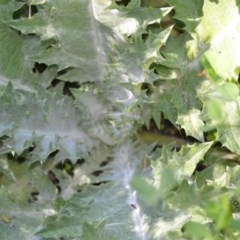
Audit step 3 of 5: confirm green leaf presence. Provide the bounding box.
[207,99,223,121]
[29,169,57,201]
[109,0,172,35]
[200,54,221,82]
[168,180,201,210]
[206,194,232,231]
[177,109,204,141]
[183,221,211,239]
[0,186,53,240]
[158,167,177,195]
[0,1,26,79]
[173,142,212,182]
[81,220,105,240]
[2,0,240,239]
[0,155,16,184]
[131,176,159,204]
[218,82,239,101]
[217,118,240,155]
[197,0,240,80]
[115,27,173,84]
[161,33,191,69]
[152,142,213,184]
[36,215,84,239]
[0,82,102,161]
[146,33,205,130]
[7,0,115,82]
[37,183,147,240]
[199,81,240,155]
[166,0,204,34]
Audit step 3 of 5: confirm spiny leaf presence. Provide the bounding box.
[108,0,172,35]
[177,109,204,142]
[198,80,240,155]
[0,186,54,240]
[0,82,102,161]
[152,142,213,184]
[7,0,115,82]
[166,0,204,34]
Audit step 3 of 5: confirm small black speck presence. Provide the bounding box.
[99,160,109,167]
[130,204,137,209]
[92,170,103,177]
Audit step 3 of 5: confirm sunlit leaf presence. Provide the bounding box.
[197,0,240,80]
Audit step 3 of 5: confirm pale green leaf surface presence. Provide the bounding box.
[37,181,191,240]
[0,38,26,82]
[37,183,146,240]
[0,0,115,159]
[0,186,53,240]
[198,81,240,155]
[0,82,102,160]
[140,33,203,128]
[183,221,211,239]
[0,18,58,91]
[131,176,159,204]
[216,100,240,155]
[177,109,204,141]
[197,0,240,79]
[81,220,106,240]
[35,142,190,240]
[218,82,239,101]
[172,142,212,183]
[195,156,236,191]
[0,0,54,84]
[155,33,204,131]
[200,54,221,82]
[108,0,172,35]
[0,23,25,79]
[151,93,177,124]
[7,0,115,82]
[115,27,172,84]
[1,0,239,239]
[152,142,213,184]
[158,167,177,195]
[1,0,175,164]
[207,99,223,121]
[168,180,200,210]
[0,162,77,240]
[151,210,189,240]
[0,0,141,162]
[160,74,202,128]
[29,169,57,201]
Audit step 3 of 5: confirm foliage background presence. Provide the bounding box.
[0,0,240,239]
